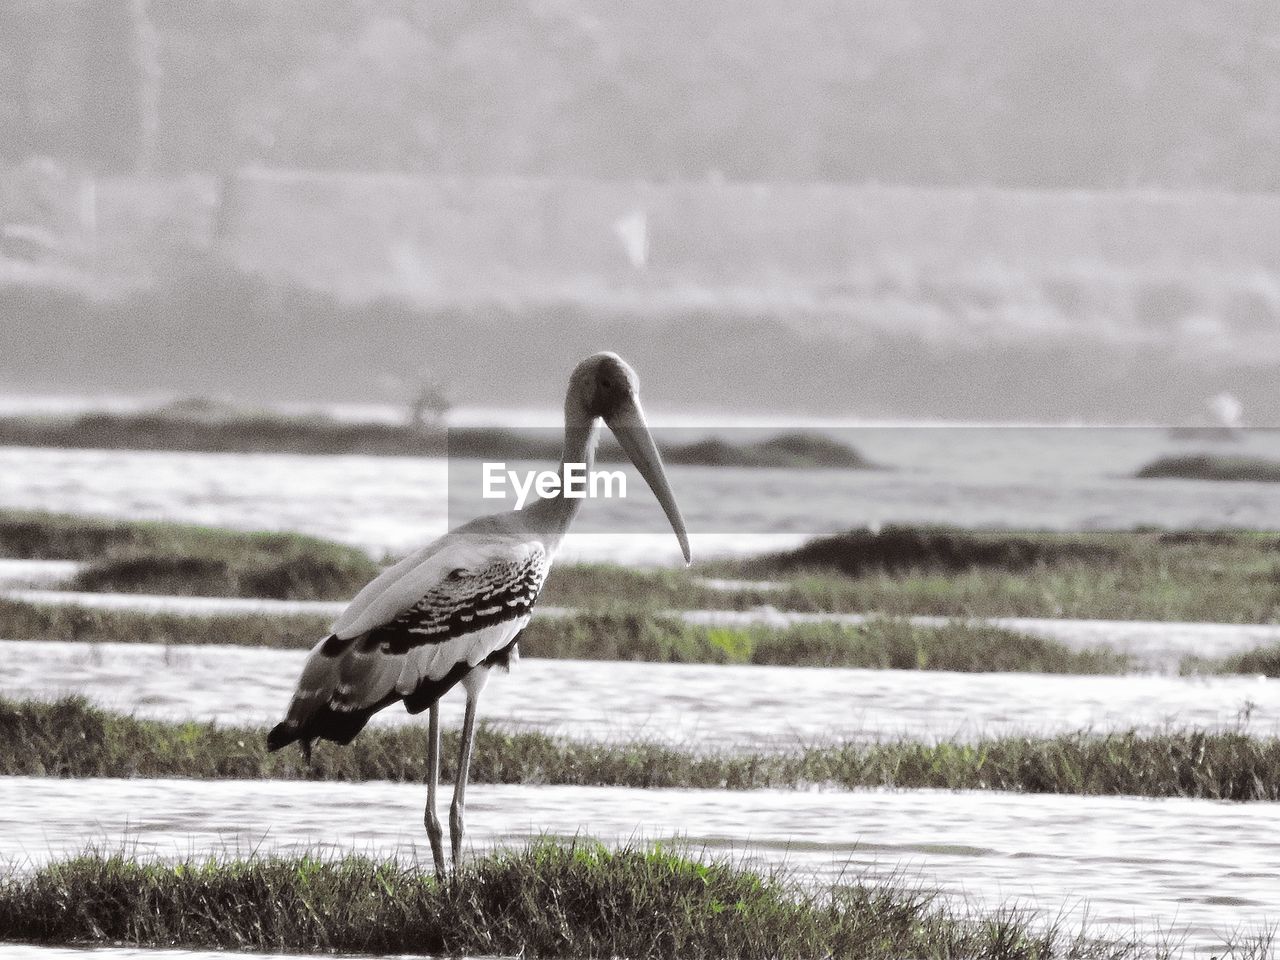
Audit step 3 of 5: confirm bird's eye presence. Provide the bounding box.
[599,377,614,390]
[447,568,467,580]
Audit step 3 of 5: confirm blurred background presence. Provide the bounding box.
[2,0,1279,424]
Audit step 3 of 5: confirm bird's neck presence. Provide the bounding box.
[522,414,599,545]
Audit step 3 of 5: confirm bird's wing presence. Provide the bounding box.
[272,535,550,745]
[331,534,460,640]
[378,538,549,699]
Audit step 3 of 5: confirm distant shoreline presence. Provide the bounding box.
[0,411,877,469]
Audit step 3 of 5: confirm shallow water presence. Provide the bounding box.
[4,430,1280,956]
[2,776,1277,952]
[4,639,1275,748]
[3,430,1280,565]
[0,560,79,589]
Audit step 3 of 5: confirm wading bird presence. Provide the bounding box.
[267,352,690,878]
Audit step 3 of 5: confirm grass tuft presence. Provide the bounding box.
[6,697,1280,800]
[0,843,1156,958]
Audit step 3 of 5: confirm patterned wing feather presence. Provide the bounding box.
[267,536,550,752]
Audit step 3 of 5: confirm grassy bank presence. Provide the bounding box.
[710,526,1280,623]
[0,510,380,599]
[7,697,1280,800]
[1135,454,1280,483]
[15,595,1280,677]
[0,844,1155,959]
[0,598,333,648]
[729,525,1280,579]
[0,510,719,604]
[0,509,370,562]
[5,512,1279,621]
[518,610,1131,673]
[1183,643,1280,677]
[0,600,1129,673]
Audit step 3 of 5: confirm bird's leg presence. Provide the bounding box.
[449,691,480,875]
[424,702,446,881]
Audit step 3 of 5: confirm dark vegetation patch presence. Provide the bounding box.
[705,526,1280,623]
[1135,454,1280,483]
[0,511,380,599]
[737,526,1122,578]
[1183,643,1280,677]
[0,843,1159,959]
[6,697,1280,800]
[69,548,375,600]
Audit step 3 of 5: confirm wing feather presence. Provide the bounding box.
[331,536,461,639]
[333,637,406,711]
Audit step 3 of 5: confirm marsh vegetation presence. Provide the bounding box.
[0,842,1181,959]
[710,526,1280,623]
[7,697,1280,800]
[4,512,1279,621]
[0,599,1130,673]
[0,510,379,599]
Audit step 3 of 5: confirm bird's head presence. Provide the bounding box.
[565,351,690,565]
[566,351,639,422]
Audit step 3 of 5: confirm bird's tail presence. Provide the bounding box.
[266,720,297,752]
[266,720,313,762]
[267,699,386,757]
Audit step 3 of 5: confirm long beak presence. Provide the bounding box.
[606,396,692,564]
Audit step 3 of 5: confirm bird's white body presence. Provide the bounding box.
[271,525,552,749]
